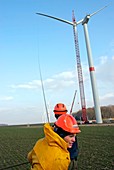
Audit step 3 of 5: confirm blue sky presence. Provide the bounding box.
[0,0,114,125]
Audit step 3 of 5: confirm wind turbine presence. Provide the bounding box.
[79,6,108,123]
[76,5,108,123]
[36,5,108,123]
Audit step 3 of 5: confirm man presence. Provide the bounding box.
[53,103,79,170]
[28,114,81,170]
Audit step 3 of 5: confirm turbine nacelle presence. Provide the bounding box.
[82,15,90,25]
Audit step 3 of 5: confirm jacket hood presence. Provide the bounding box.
[32,123,70,170]
[44,123,68,151]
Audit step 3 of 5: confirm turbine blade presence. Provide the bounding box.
[36,12,74,26]
[76,19,83,25]
[90,5,108,17]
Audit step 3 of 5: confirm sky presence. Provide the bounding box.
[0,0,114,125]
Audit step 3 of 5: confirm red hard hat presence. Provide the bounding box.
[53,103,68,115]
[55,114,81,134]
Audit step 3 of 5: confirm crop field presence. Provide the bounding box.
[0,124,114,170]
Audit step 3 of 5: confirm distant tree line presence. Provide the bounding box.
[73,105,114,120]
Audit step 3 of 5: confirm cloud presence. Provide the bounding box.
[99,56,108,65]
[53,71,75,79]
[0,56,113,125]
[45,71,76,91]
[0,105,55,125]
[110,40,114,52]
[100,92,114,106]
[0,96,13,101]
[10,71,76,91]
[8,56,114,109]
[11,80,41,89]
[96,56,114,83]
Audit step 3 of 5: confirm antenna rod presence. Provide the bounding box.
[38,58,50,123]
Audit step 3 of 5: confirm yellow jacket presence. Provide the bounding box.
[28,123,70,170]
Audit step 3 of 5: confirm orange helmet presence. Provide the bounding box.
[53,103,68,115]
[55,114,81,134]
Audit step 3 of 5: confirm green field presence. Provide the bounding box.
[0,124,114,170]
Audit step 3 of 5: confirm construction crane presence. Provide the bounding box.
[72,11,88,123]
[70,90,77,115]
[36,11,88,123]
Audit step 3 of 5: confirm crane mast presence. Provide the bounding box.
[72,11,88,122]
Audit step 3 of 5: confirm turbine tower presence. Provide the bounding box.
[76,5,108,123]
[36,5,108,123]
